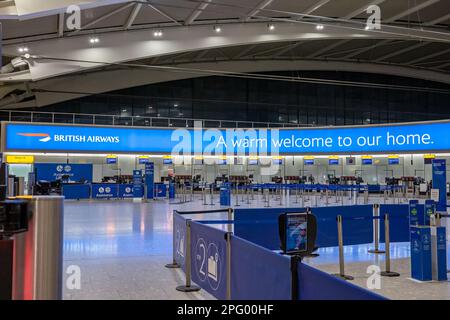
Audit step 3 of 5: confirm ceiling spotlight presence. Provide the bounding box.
[268,23,275,31]
[153,29,163,37]
[213,25,222,33]
[316,24,324,30]
[173,103,179,107]
[365,25,370,30]
[23,53,31,59]
[18,47,29,53]
[89,37,99,44]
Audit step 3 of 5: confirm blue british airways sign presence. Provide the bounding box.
[3,121,450,154]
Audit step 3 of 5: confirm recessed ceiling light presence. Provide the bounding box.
[268,23,275,31]
[89,37,99,44]
[316,24,324,30]
[153,29,163,37]
[213,25,222,33]
[18,47,29,53]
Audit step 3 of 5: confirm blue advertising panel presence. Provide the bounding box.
[409,200,423,226]
[132,170,143,198]
[388,158,399,165]
[434,227,447,281]
[424,200,435,226]
[410,226,432,281]
[173,213,187,270]
[304,159,314,165]
[362,158,373,165]
[138,157,150,164]
[432,159,447,211]
[145,162,154,199]
[34,163,93,182]
[190,221,227,300]
[6,120,450,154]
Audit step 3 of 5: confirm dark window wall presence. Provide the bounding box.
[32,71,450,126]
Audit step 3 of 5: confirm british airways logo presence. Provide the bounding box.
[17,133,120,144]
[18,133,51,142]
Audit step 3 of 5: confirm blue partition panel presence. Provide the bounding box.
[62,184,91,199]
[234,207,305,250]
[297,263,386,300]
[234,206,373,250]
[230,235,291,300]
[312,205,373,247]
[379,204,410,243]
[173,213,187,271]
[190,221,228,300]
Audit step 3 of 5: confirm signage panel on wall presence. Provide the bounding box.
[6,155,34,164]
[34,163,93,182]
[5,121,450,155]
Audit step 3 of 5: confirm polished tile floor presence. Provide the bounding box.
[62,193,450,300]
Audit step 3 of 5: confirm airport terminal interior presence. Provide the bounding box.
[0,0,450,302]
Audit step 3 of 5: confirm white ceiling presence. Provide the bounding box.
[0,0,449,108]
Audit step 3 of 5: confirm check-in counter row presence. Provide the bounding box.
[62,183,143,199]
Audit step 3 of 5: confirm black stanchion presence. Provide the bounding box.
[380,214,400,277]
[290,255,301,300]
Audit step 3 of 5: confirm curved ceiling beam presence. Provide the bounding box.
[3,21,449,82]
[30,59,450,108]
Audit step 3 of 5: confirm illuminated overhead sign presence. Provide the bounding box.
[3,121,450,155]
[5,155,34,164]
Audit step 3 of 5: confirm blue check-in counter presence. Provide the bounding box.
[62,183,91,200]
[92,183,119,199]
[61,183,144,200]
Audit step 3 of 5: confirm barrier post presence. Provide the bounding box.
[264,188,271,208]
[225,232,232,300]
[176,220,201,292]
[209,184,214,206]
[380,213,400,277]
[165,212,180,269]
[203,185,207,205]
[368,204,385,254]
[279,185,283,206]
[333,215,354,280]
[234,185,240,207]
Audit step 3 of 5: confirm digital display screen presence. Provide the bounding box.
[248,159,258,165]
[329,159,339,165]
[388,158,399,165]
[285,213,308,254]
[106,158,117,164]
[138,158,150,164]
[273,159,283,165]
[304,159,314,166]
[163,159,173,165]
[362,159,373,165]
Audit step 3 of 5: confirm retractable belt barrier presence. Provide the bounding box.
[168,207,386,300]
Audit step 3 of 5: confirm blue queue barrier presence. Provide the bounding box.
[230,235,291,300]
[62,183,91,199]
[190,221,228,300]
[234,207,305,250]
[184,218,387,300]
[234,205,374,250]
[379,204,410,243]
[297,263,386,300]
[173,213,187,271]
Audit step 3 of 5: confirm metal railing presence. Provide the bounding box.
[0,110,310,129]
